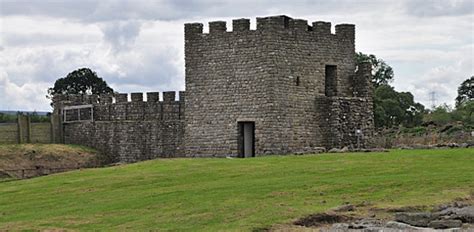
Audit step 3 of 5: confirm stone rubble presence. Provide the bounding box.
[300,204,474,231]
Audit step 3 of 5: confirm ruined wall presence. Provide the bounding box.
[314,62,374,149]
[184,15,373,157]
[315,96,374,149]
[55,91,185,163]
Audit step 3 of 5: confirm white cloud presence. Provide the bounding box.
[99,20,143,53]
[394,55,473,108]
[0,71,51,111]
[0,0,473,111]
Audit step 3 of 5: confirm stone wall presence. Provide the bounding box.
[55,92,185,163]
[316,96,374,149]
[63,121,184,163]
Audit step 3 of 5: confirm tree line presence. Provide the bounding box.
[0,112,51,123]
[356,52,473,129]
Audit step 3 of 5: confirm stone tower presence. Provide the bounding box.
[184,15,374,157]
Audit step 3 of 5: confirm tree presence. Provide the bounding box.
[373,84,425,128]
[355,52,424,128]
[47,68,114,100]
[355,52,394,88]
[455,76,473,107]
[426,104,454,125]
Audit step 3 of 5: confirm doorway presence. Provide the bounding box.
[238,122,255,158]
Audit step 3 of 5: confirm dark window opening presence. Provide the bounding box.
[325,65,337,97]
[238,122,255,158]
[296,76,300,86]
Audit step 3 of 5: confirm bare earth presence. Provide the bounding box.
[0,144,100,179]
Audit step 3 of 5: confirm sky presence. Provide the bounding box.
[0,0,473,112]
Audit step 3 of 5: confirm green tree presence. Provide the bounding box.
[373,85,425,128]
[0,113,16,123]
[426,104,453,125]
[456,100,474,125]
[356,52,424,128]
[455,76,473,107]
[355,52,394,88]
[28,111,50,123]
[47,68,114,101]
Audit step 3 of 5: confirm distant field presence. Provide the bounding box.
[0,148,473,231]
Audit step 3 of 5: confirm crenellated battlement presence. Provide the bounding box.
[54,91,185,105]
[54,91,185,122]
[184,15,354,40]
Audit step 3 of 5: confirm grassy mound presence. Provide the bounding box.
[0,144,100,179]
[0,148,473,230]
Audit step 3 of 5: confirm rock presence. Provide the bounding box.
[467,140,474,147]
[411,144,436,149]
[328,148,342,153]
[333,204,355,212]
[349,218,384,229]
[340,146,349,152]
[394,212,433,227]
[447,143,459,148]
[331,223,349,230]
[437,206,461,217]
[385,221,423,230]
[456,206,474,223]
[314,147,326,153]
[460,143,469,148]
[427,219,462,229]
[397,145,413,150]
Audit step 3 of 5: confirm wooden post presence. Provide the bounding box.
[17,115,22,144]
[27,115,31,143]
[17,115,31,144]
[50,112,63,144]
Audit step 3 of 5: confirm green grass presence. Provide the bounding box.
[0,149,473,231]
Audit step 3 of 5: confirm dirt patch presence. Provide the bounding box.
[385,205,428,213]
[294,213,354,227]
[0,144,102,179]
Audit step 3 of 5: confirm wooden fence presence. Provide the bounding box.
[0,115,55,144]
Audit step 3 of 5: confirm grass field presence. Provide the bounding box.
[0,148,473,231]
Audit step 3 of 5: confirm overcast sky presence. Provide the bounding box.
[0,0,473,111]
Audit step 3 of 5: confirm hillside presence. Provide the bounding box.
[0,149,473,230]
[0,144,101,179]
